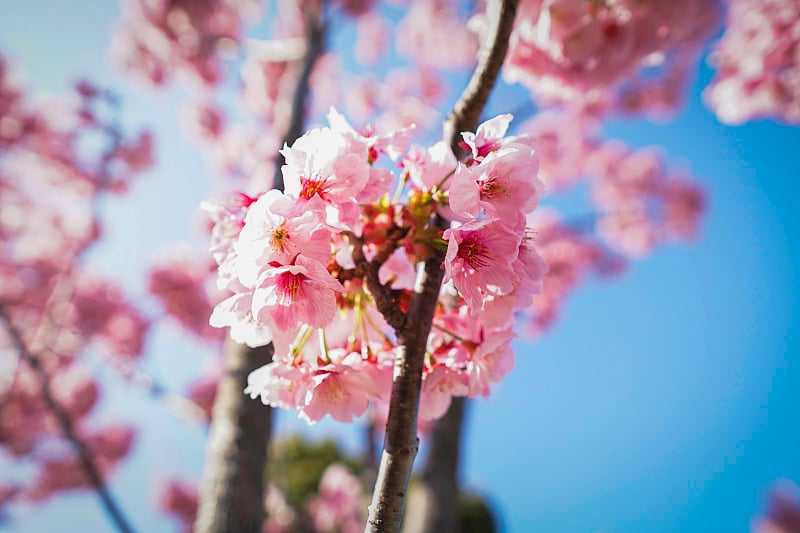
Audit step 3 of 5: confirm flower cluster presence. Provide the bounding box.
[0,56,149,508]
[490,0,719,113]
[705,0,800,124]
[148,246,226,342]
[306,464,364,533]
[523,110,706,257]
[112,0,262,86]
[208,110,546,423]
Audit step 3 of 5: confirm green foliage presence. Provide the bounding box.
[267,435,363,511]
[458,491,498,533]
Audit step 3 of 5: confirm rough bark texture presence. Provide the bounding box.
[365,0,519,530]
[194,6,325,532]
[365,254,447,532]
[195,341,274,533]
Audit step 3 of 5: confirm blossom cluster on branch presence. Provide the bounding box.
[705,0,800,124]
[0,55,152,512]
[207,109,546,423]
[113,0,262,86]
[493,0,720,114]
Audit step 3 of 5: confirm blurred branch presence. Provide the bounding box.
[365,0,520,531]
[0,308,137,533]
[412,397,467,533]
[112,361,210,425]
[194,4,326,532]
[272,6,327,193]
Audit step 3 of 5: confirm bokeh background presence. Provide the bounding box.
[1,1,798,531]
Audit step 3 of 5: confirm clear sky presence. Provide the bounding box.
[1,1,799,532]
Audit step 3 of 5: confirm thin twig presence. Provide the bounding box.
[343,231,408,333]
[0,309,137,533]
[113,361,210,425]
[364,0,520,531]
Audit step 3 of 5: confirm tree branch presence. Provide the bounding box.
[344,231,408,333]
[195,4,326,532]
[364,0,519,530]
[443,0,520,150]
[0,309,137,533]
[271,5,327,193]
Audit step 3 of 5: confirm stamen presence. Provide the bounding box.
[300,173,329,200]
[457,238,490,269]
[480,174,510,199]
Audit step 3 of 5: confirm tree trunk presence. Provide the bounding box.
[195,341,273,533]
[194,5,325,530]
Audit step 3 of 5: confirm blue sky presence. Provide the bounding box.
[1,1,799,532]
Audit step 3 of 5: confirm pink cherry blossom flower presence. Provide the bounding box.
[245,361,311,410]
[706,0,800,124]
[419,364,469,421]
[281,126,370,211]
[263,484,297,533]
[327,107,413,162]
[235,189,331,286]
[157,478,198,533]
[203,192,258,270]
[460,113,519,162]
[466,327,516,397]
[443,219,521,310]
[378,247,417,290]
[148,246,224,342]
[355,13,391,65]
[301,351,381,423]
[479,234,548,328]
[210,289,274,348]
[252,255,344,332]
[448,143,542,224]
[307,464,363,533]
[404,140,458,192]
[495,0,719,112]
[752,480,800,533]
[396,0,478,70]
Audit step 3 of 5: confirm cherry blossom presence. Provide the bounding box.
[207,110,548,424]
[706,0,800,124]
[494,0,720,113]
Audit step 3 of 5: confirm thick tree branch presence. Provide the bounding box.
[442,0,520,151]
[0,310,137,533]
[364,1,519,531]
[195,5,326,533]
